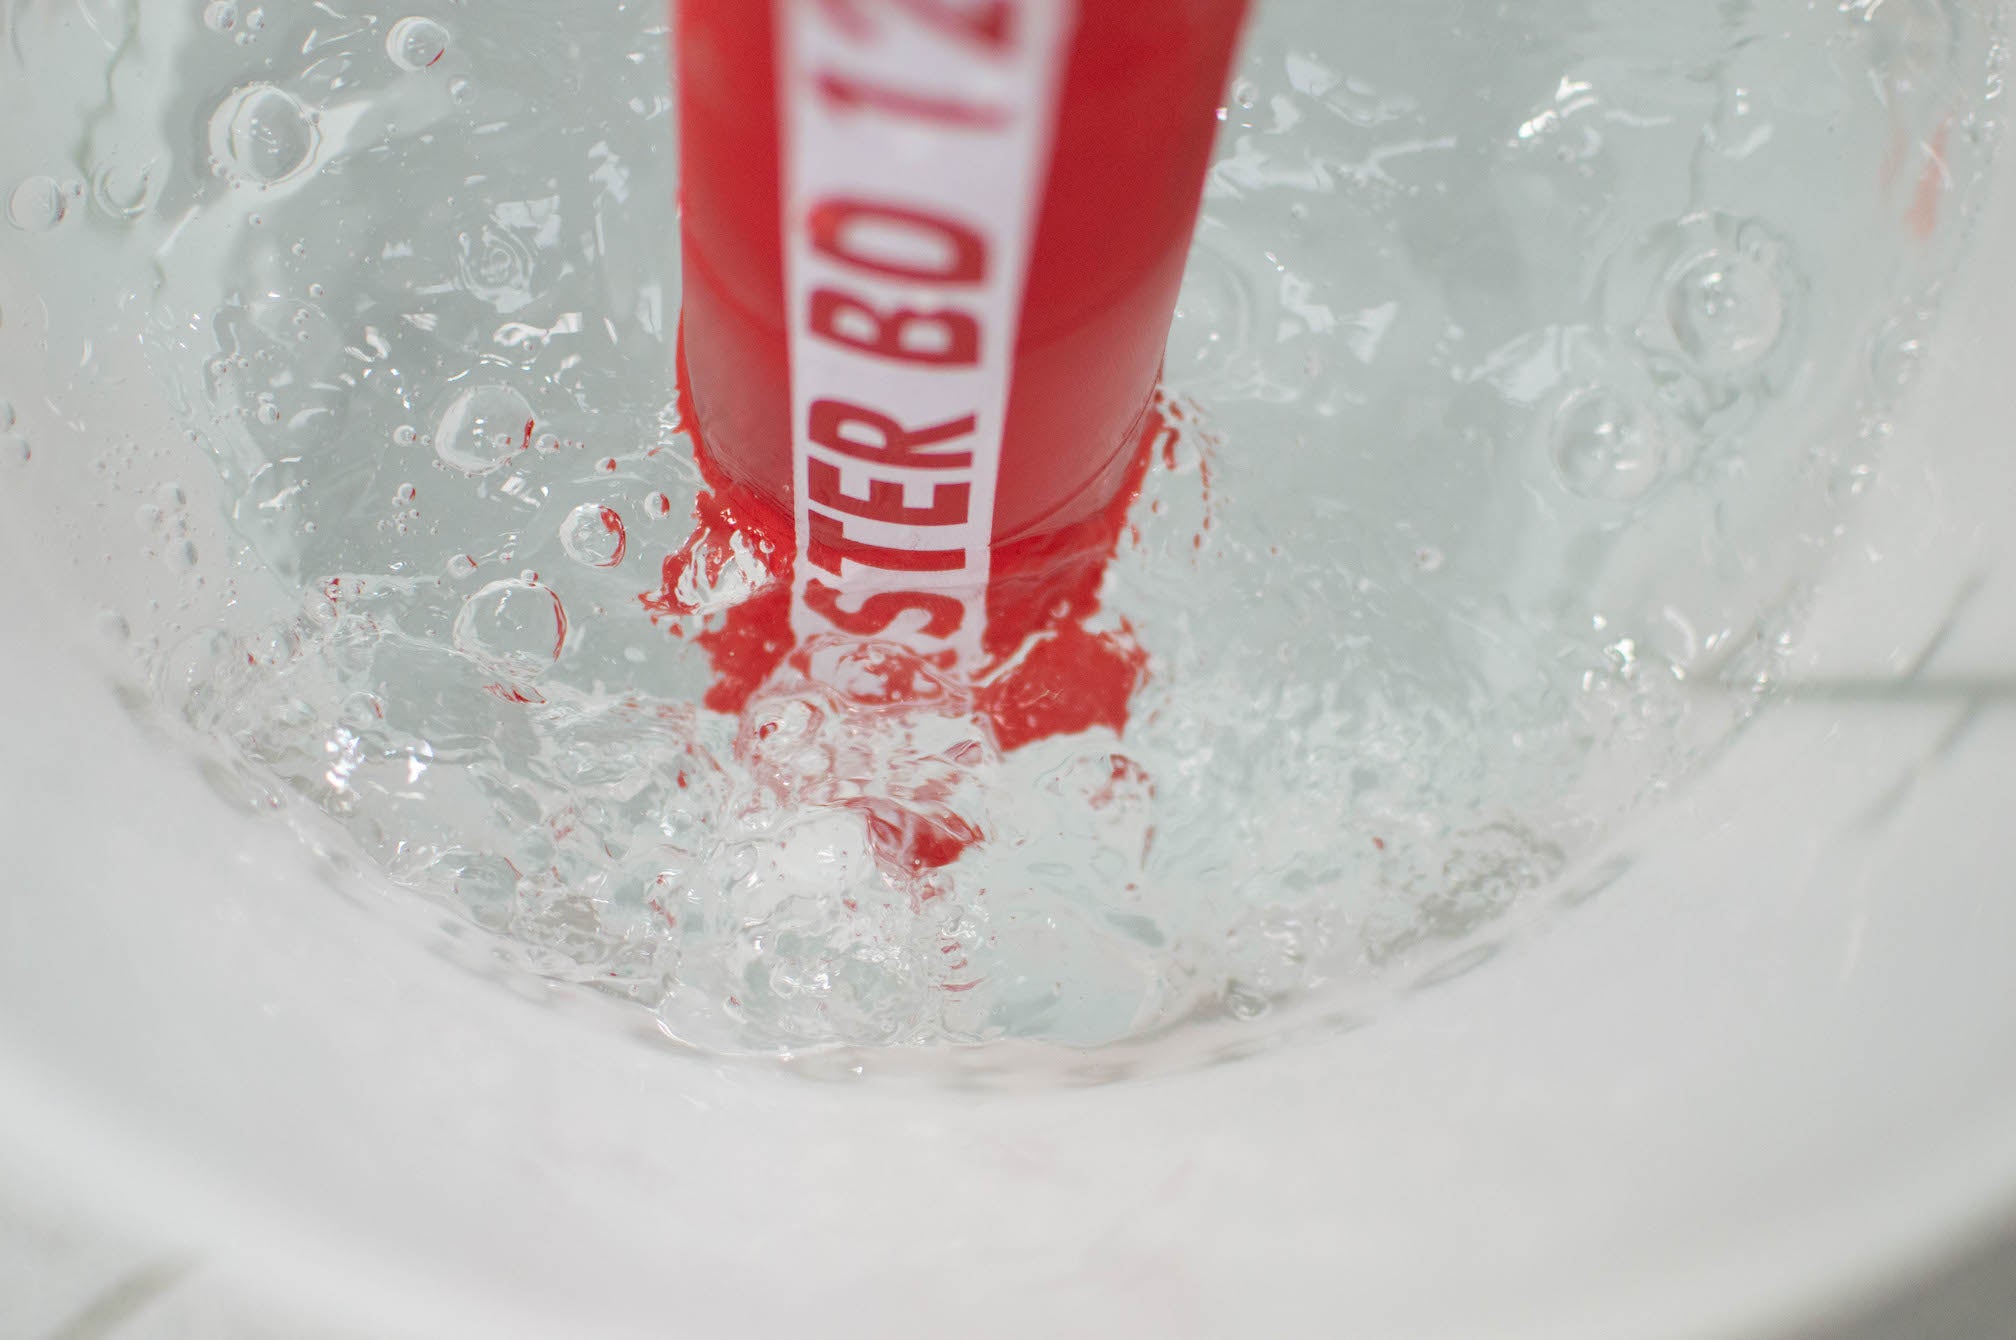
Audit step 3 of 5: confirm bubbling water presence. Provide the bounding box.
[0,0,2003,1065]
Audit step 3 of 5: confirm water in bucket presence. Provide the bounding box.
[0,0,2001,1062]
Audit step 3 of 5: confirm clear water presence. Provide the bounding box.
[0,0,2002,1063]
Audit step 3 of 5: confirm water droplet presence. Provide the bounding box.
[209,84,319,187]
[7,177,67,232]
[0,400,14,430]
[645,491,673,518]
[393,482,417,504]
[446,553,479,578]
[2,434,29,464]
[448,77,475,105]
[533,432,561,452]
[1414,546,1444,573]
[560,503,629,569]
[434,383,533,474]
[202,0,239,31]
[392,424,419,446]
[1666,245,1787,376]
[453,578,568,677]
[1550,387,1668,502]
[253,395,282,425]
[386,17,451,72]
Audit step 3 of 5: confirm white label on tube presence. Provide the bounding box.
[777,0,1076,664]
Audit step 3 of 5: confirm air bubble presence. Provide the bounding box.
[645,491,673,518]
[7,177,67,232]
[1550,388,1669,502]
[392,424,419,446]
[453,578,568,677]
[202,0,238,31]
[560,504,629,569]
[209,84,320,187]
[440,851,520,930]
[1666,244,1787,376]
[458,224,537,312]
[386,17,451,72]
[90,157,158,220]
[1223,982,1271,1020]
[433,384,533,474]
[1871,320,1928,396]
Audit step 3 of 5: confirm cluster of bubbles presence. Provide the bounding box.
[0,0,2003,1064]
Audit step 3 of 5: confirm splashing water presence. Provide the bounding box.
[0,0,2003,1065]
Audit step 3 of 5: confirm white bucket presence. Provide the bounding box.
[4,3,2016,1336]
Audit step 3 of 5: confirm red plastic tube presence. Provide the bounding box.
[677,0,1249,663]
